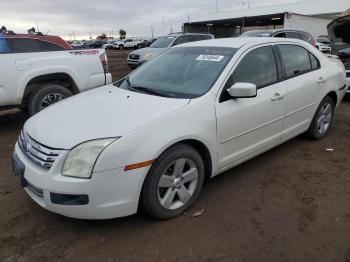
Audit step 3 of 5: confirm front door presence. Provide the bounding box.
[216,45,287,170]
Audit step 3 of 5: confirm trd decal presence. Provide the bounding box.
[69,50,99,56]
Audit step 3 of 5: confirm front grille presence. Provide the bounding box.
[129,54,140,60]
[18,130,61,169]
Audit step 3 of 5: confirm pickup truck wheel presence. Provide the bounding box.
[28,83,73,115]
[141,144,205,219]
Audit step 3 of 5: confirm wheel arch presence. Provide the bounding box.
[22,73,79,105]
[152,139,213,182]
[326,91,338,106]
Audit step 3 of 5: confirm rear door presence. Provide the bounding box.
[277,44,322,139]
[216,45,287,169]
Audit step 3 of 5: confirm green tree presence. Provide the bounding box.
[119,29,126,39]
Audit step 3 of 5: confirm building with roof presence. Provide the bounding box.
[183,0,349,38]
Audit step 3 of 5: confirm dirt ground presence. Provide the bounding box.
[1,50,350,262]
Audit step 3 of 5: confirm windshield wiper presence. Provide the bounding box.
[123,76,170,98]
[131,86,171,98]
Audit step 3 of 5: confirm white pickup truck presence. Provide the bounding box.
[113,38,144,50]
[0,34,112,115]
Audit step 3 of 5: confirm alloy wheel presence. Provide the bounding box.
[317,102,333,135]
[40,93,65,110]
[157,158,198,210]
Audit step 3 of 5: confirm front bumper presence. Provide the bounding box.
[105,73,113,85]
[14,143,149,220]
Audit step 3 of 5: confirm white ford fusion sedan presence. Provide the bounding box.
[13,38,347,220]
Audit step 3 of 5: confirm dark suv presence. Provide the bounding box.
[127,33,214,69]
[240,29,317,47]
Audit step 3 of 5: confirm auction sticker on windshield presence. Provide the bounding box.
[196,54,225,62]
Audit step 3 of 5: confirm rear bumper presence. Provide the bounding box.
[105,73,112,85]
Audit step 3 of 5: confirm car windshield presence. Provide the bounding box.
[150,36,176,48]
[240,31,272,37]
[117,46,237,98]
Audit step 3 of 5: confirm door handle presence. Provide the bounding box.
[317,77,326,84]
[271,93,285,101]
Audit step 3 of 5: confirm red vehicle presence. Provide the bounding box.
[1,33,72,51]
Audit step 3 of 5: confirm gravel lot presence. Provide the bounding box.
[1,50,350,262]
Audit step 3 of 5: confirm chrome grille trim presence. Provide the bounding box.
[18,130,62,169]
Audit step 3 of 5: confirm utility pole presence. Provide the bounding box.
[36,22,39,32]
[162,16,165,35]
[151,26,154,38]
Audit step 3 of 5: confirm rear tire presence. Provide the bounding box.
[306,96,335,140]
[141,144,205,219]
[28,83,73,115]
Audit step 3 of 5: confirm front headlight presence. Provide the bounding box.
[142,53,153,60]
[62,138,118,179]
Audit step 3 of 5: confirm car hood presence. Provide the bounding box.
[328,15,350,54]
[130,47,166,58]
[24,85,190,149]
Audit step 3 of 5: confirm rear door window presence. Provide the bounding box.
[278,44,312,78]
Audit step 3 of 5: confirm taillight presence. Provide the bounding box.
[312,39,317,48]
[99,53,109,73]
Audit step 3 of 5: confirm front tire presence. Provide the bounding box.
[28,83,73,115]
[141,144,205,219]
[306,96,335,140]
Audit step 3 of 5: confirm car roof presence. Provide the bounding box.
[245,29,312,36]
[179,37,307,49]
[160,33,213,37]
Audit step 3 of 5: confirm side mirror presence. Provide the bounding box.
[227,82,257,98]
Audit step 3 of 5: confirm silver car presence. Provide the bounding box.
[127,33,214,69]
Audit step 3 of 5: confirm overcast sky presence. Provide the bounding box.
[1,0,302,40]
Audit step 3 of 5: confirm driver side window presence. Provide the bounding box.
[220,46,278,102]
